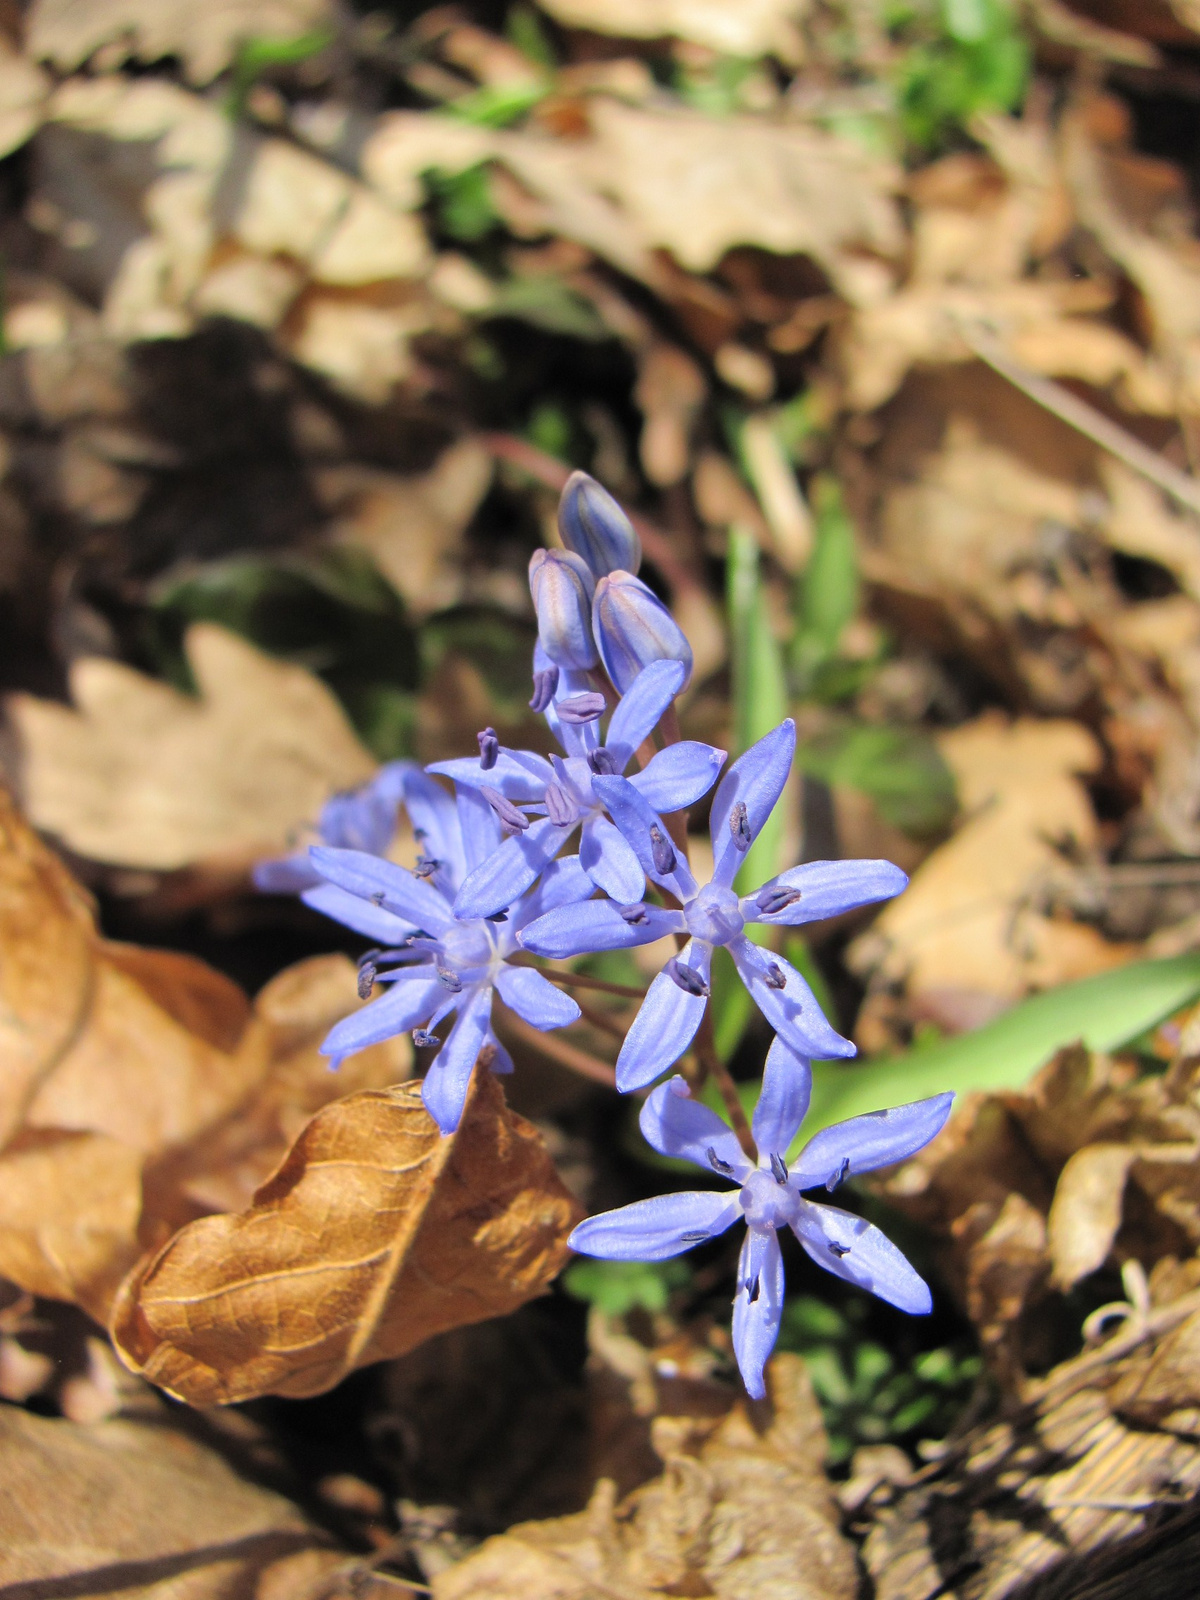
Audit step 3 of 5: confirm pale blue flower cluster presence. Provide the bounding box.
[254,470,953,1398]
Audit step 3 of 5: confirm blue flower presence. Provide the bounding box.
[519,719,907,1090]
[304,771,591,1135]
[428,658,725,922]
[569,1039,953,1398]
[592,570,693,695]
[252,762,409,894]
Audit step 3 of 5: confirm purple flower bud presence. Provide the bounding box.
[477,727,499,769]
[649,824,677,876]
[666,957,710,997]
[755,883,802,916]
[481,786,531,832]
[529,548,598,670]
[729,801,752,852]
[587,746,619,776]
[529,664,559,713]
[557,692,607,724]
[544,782,578,827]
[592,571,693,695]
[558,469,641,578]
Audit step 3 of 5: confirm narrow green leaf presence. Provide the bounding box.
[803,953,1200,1139]
[726,526,788,895]
[793,475,859,670]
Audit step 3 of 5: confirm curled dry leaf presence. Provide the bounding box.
[112,1070,583,1404]
[0,39,49,161]
[1047,1141,1137,1290]
[435,1352,859,1600]
[27,0,335,86]
[0,1400,343,1596]
[535,0,806,60]
[7,622,377,870]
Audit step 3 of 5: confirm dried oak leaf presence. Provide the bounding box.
[535,0,805,60]
[7,622,377,870]
[434,1352,859,1600]
[112,1070,583,1404]
[27,0,335,86]
[0,1400,343,1596]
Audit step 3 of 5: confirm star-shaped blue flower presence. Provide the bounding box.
[304,769,592,1135]
[519,718,907,1089]
[252,761,409,894]
[570,1038,953,1398]
[428,658,724,922]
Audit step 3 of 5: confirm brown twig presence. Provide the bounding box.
[500,1008,618,1087]
[530,965,646,999]
[695,1008,757,1164]
[570,995,629,1041]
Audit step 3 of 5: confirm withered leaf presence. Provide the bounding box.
[1048,1141,1137,1290]
[112,1070,583,1403]
[0,1399,343,1597]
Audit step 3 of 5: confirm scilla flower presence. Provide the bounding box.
[529,547,599,671]
[520,718,906,1088]
[558,469,641,578]
[570,1038,953,1398]
[592,569,693,695]
[304,771,590,1135]
[428,659,724,921]
[252,762,408,894]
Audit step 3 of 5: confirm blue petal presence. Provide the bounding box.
[639,1076,752,1179]
[320,971,442,1064]
[495,964,581,1029]
[791,1093,954,1191]
[509,854,594,934]
[483,1030,514,1074]
[589,775,697,900]
[519,897,682,959]
[545,668,601,759]
[569,1190,742,1261]
[580,814,645,903]
[629,741,727,815]
[254,853,319,894]
[456,784,502,875]
[730,936,855,1061]
[310,846,455,934]
[792,1201,932,1314]
[421,985,494,1135]
[427,750,553,803]
[604,659,686,768]
[709,721,796,889]
[318,784,397,856]
[732,1227,785,1401]
[751,1035,812,1159]
[453,817,576,921]
[390,766,466,885]
[301,882,414,943]
[747,859,909,927]
[616,941,711,1091]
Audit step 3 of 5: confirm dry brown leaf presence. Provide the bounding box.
[8,622,377,870]
[435,1352,858,1600]
[535,0,806,61]
[851,714,1129,1026]
[28,0,335,85]
[0,39,49,160]
[112,1070,582,1403]
[0,1400,343,1596]
[1048,1142,1137,1290]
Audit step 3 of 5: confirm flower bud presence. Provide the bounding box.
[529,547,598,670]
[592,570,693,695]
[558,470,641,578]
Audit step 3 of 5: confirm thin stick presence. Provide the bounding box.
[959,319,1200,519]
[501,1010,618,1087]
[532,966,646,999]
[695,1008,757,1163]
[571,995,629,1041]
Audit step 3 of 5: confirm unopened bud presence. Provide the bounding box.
[558,470,641,578]
[477,727,499,769]
[529,548,598,670]
[592,571,693,695]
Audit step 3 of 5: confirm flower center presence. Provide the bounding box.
[739,1168,800,1231]
[440,922,493,973]
[684,882,744,946]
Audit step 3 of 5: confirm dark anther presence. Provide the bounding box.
[357,960,377,999]
[649,824,677,876]
[485,909,509,923]
[477,727,499,770]
[587,746,619,775]
[412,1029,438,1048]
[544,783,576,827]
[825,1156,851,1193]
[436,962,463,993]
[680,1231,710,1243]
[755,883,802,916]
[729,801,752,852]
[557,692,607,724]
[707,1145,735,1176]
[618,903,648,925]
[667,958,710,998]
[528,665,559,713]
[414,854,441,879]
[764,963,787,990]
[828,1241,851,1258]
[480,785,530,832]
[746,1274,761,1303]
[370,890,386,906]
[770,1152,790,1185]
